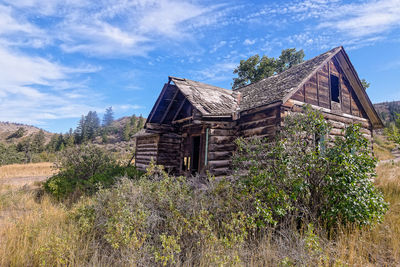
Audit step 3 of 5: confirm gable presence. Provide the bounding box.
[147,83,194,125]
[290,55,368,119]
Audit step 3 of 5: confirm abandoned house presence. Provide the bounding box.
[133,46,383,176]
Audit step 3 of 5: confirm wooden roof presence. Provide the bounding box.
[235,46,383,128]
[169,77,239,116]
[235,47,341,111]
[145,46,383,128]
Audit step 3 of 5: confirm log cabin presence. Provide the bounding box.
[133,46,383,176]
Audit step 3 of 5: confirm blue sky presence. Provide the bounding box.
[0,0,399,133]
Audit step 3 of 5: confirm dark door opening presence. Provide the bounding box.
[191,136,201,174]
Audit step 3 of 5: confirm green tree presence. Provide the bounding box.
[232,48,305,89]
[66,128,75,147]
[130,114,138,134]
[102,106,114,127]
[7,127,26,139]
[17,137,32,163]
[123,120,131,141]
[137,114,145,131]
[361,78,370,90]
[233,106,387,228]
[31,130,45,153]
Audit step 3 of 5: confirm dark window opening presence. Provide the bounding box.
[191,136,201,174]
[330,74,340,102]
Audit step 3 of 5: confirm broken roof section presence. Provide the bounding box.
[170,77,239,116]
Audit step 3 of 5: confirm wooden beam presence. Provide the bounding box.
[160,88,180,124]
[172,99,187,122]
[172,116,193,124]
[148,82,169,123]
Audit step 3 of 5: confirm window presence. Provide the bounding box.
[330,74,340,102]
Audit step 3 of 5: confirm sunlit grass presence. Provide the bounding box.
[0,162,55,179]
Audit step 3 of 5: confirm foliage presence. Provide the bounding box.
[0,143,25,166]
[74,111,100,143]
[7,127,26,139]
[361,78,370,90]
[102,106,114,127]
[232,48,304,89]
[44,144,143,200]
[71,164,255,265]
[385,112,400,145]
[233,105,388,228]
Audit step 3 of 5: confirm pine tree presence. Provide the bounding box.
[47,134,59,152]
[123,120,131,141]
[31,130,45,153]
[66,128,75,147]
[75,115,86,144]
[130,114,138,135]
[85,111,100,141]
[137,114,145,130]
[102,106,114,127]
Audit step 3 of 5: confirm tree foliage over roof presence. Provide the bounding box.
[232,48,305,89]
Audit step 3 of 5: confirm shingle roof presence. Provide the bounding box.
[236,46,342,111]
[169,77,239,116]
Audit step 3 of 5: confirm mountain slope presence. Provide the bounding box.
[0,122,53,144]
[373,101,400,125]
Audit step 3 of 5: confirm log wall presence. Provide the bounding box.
[135,134,160,171]
[238,106,280,139]
[207,121,237,176]
[157,133,182,173]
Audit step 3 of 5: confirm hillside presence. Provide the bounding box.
[374,100,400,125]
[0,122,53,144]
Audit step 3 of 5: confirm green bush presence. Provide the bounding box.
[44,144,143,200]
[71,164,254,266]
[233,105,388,228]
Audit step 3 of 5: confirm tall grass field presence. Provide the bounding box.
[0,154,400,265]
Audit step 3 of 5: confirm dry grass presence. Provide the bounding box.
[0,162,55,179]
[374,133,396,161]
[0,161,400,266]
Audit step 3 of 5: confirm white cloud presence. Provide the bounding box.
[318,0,400,37]
[0,46,102,125]
[1,0,229,57]
[243,39,256,45]
[194,62,237,83]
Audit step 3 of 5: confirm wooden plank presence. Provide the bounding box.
[208,160,231,168]
[240,116,278,131]
[148,83,169,123]
[208,151,232,160]
[209,129,236,136]
[240,107,278,123]
[242,125,276,138]
[172,99,186,122]
[160,87,180,124]
[208,143,236,152]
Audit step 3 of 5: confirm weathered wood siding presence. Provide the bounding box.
[291,56,368,120]
[238,106,280,139]
[157,133,182,173]
[207,121,237,176]
[288,56,373,146]
[135,134,159,171]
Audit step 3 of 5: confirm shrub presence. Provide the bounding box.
[71,164,255,266]
[233,105,388,228]
[44,144,142,200]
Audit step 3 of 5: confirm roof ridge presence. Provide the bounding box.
[235,46,342,91]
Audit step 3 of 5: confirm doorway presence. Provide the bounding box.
[191,136,201,174]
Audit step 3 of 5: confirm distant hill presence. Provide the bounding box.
[373,101,400,126]
[0,122,53,144]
